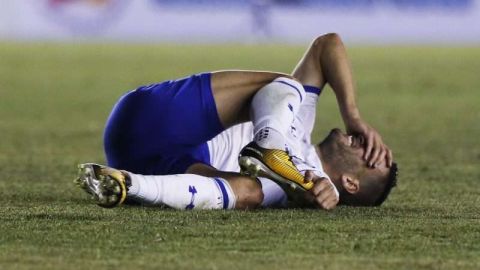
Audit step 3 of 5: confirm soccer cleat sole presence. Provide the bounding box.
[74,163,125,208]
[239,156,307,191]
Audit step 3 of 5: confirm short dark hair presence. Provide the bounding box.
[373,162,398,206]
[339,162,398,206]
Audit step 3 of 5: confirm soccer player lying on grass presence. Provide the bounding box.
[75,33,398,210]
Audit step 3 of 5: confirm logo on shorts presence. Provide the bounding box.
[41,0,129,34]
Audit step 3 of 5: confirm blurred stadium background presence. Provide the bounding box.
[1,0,480,44]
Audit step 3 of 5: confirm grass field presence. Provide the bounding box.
[0,43,479,270]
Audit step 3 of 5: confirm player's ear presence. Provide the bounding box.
[340,174,359,194]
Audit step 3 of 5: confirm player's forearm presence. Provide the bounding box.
[319,34,361,123]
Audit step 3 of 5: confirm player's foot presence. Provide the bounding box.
[74,163,129,208]
[238,142,314,191]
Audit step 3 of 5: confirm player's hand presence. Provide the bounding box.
[345,117,393,168]
[304,171,339,210]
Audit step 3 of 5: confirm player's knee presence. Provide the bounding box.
[324,32,343,44]
[231,177,263,210]
[313,33,343,48]
[272,77,305,98]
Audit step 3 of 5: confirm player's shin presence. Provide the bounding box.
[127,173,236,210]
[239,78,313,191]
[251,77,305,150]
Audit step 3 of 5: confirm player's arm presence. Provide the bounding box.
[302,171,339,210]
[292,33,392,168]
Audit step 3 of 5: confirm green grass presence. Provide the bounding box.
[0,43,479,270]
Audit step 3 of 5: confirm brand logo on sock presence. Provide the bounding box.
[185,185,197,210]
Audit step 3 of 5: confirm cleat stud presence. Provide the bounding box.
[239,157,250,167]
[99,196,108,204]
[108,195,118,204]
[248,164,259,174]
[76,179,86,188]
[106,179,115,187]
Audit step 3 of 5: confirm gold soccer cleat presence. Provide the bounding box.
[74,163,128,208]
[238,142,314,191]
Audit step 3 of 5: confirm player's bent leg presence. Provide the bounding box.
[235,34,337,192]
[210,71,294,128]
[230,76,313,192]
[75,163,263,210]
[222,174,263,210]
[126,172,238,210]
[186,163,263,210]
[210,34,338,128]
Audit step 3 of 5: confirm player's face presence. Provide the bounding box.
[323,128,365,163]
[322,128,389,178]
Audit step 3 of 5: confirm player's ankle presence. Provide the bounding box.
[120,170,132,188]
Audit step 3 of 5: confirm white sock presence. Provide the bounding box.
[258,177,288,208]
[127,173,236,210]
[251,77,305,149]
